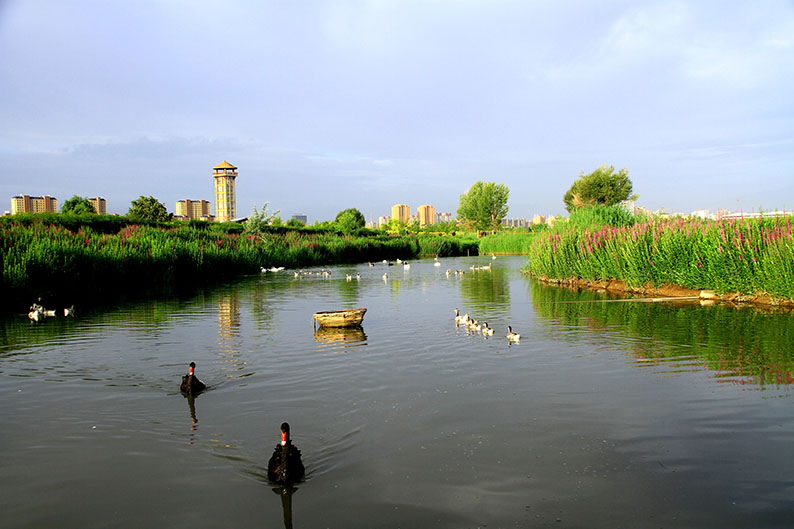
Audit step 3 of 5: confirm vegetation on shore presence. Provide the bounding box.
[527,206,794,300]
[0,214,480,312]
[478,230,539,255]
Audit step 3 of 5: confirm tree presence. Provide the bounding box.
[285,218,304,228]
[457,181,510,233]
[334,208,366,234]
[563,165,637,212]
[127,195,171,222]
[61,195,96,215]
[244,203,280,236]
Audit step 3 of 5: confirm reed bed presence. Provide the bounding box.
[416,234,479,257]
[478,231,538,255]
[0,220,422,310]
[527,214,794,300]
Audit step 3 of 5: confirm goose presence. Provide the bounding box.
[454,308,464,325]
[470,320,481,332]
[63,306,75,317]
[445,269,451,277]
[482,322,494,336]
[382,272,388,280]
[180,362,206,395]
[28,310,41,322]
[396,259,402,264]
[434,261,441,267]
[355,273,361,281]
[43,309,56,317]
[507,326,521,342]
[403,262,410,270]
[345,274,352,281]
[267,422,305,485]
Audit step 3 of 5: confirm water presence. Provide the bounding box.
[2,256,793,528]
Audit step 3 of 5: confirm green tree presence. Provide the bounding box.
[61,195,96,215]
[127,196,171,222]
[334,208,366,234]
[285,217,305,228]
[457,181,510,233]
[243,203,280,236]
[563,165,637,212]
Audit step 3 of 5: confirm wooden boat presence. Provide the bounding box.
[313,308,367,328]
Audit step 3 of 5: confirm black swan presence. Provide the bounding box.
[267,422,305,485]
[180,362,206,394]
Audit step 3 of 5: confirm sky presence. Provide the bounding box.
[1,1,792,222]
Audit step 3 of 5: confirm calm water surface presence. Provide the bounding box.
[2,256,793,528]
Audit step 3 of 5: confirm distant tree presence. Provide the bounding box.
[244,203,280,236]
[563,165,637,212]
[457,181,510,233]
[334,208,366,233]
[285,218,305,228]
[61,195,96,215]
[127,195,171,222]
[381,218,407,235]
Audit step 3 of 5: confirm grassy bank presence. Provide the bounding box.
[527,213,794,300]
[478,231,538,255]
[0,217,477,313]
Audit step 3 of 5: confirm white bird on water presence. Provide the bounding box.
[507,325,521,342]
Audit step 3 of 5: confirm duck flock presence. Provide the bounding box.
[454,308,520,342]
[27,301,74,322]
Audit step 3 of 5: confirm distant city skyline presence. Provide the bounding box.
[1,2,792,221]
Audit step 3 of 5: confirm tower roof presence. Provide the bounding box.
[213,160,237,170]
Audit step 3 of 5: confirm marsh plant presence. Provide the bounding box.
[528,213,794,300]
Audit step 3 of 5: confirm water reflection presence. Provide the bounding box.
[183,393,199,444]
[530,279,794,388]
[272,486,298,529]
[458,261,510,308]
[217,293,247,379]
[314,326,367,353]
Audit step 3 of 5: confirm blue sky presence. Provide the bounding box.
[1,1,792,222]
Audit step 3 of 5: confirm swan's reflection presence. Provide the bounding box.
[183,392,199,444]
[271,485,298,529]
[314,325,367,352]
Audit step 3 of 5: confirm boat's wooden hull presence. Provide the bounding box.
[313,308,367,327]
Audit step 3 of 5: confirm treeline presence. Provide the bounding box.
[0,215,478,313]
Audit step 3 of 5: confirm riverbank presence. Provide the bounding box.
[0,216,478,314]
[526,214,794,304]
[532,275,794,309]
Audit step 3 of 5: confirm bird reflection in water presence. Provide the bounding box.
[272,485,298,529]
[180,362,206,444]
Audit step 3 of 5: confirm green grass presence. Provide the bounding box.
[478,231,538,255]
[0,216,483,312]
[527,214,794,300]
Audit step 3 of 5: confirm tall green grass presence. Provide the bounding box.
[0,220,433,311]
[416,234,479,256]
[527,214,794,299]
[568,203,636,229]
[478,231,538,254]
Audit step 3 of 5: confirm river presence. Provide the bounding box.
[1,256,793,528]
